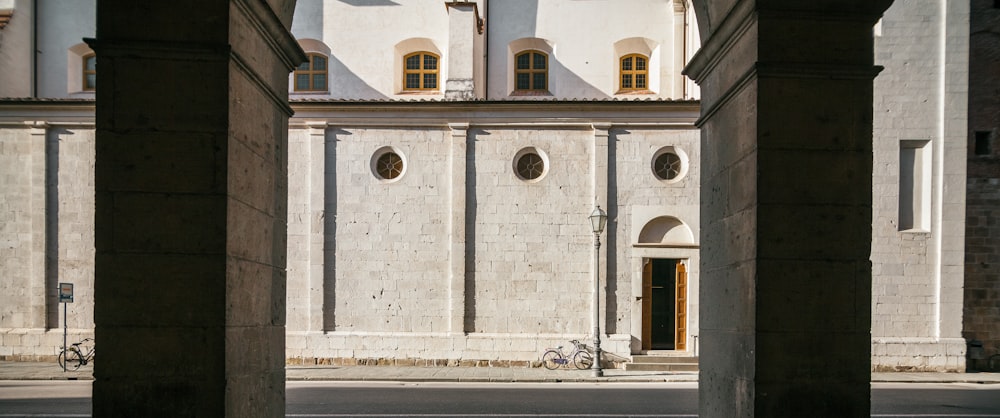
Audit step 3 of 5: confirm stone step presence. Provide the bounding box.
[624,355,699,372]
[630,356,699,364]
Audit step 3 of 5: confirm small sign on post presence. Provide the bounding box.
[58,283,73,372]
[59,283,74,303]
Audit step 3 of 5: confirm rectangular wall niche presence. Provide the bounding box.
[898,139,931,232]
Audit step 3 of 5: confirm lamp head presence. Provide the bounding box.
[589,205,608,234]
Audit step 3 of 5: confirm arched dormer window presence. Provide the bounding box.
[294,53,328,92]
[82,53,97,91]
[514,50,547,92]
[620,54,648,91]
[403,51,439,91]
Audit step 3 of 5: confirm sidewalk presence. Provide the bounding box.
[3,361,1000,384]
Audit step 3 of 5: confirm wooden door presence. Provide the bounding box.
[641,260,652,350]
[675,262,688,351]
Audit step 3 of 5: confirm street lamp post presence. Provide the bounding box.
[589,205,608,377]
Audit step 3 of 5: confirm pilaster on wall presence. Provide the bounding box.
[592,123,611,334]
[27,123,48,330]
[685,1,891,416]
[307,122,327,333]
[448,123,468,334]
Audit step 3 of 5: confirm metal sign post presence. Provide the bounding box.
[58,283,73,372]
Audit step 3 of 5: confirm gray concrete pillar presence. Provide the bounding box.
[90,1,304,416]
[685,1,892,416]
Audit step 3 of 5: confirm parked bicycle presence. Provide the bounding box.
[541,339,593,370]
[58,338,95,371]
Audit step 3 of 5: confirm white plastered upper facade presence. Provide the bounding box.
[289,0,699,101]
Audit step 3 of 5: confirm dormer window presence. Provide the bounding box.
[514,50,547,92]
[83,53,96,91]
[403,52,439,91]
[294,53,328,92]
[620,54,648,92]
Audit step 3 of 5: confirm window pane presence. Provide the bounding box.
[85,56,97,71]
[533,53,546,70]
[532,73,546,90]
[622,74,632,88]
[406,55,421,70]
[297,61,310,71]
[296,74,309,90]
[313,56,327,71]
[636,57,646,71]
[314,74,327,90]
[406,73,421,89]
[424,74,437,89]
[636,74,646,89]
[516,73,530,90]
[622,57,632,71]
[424,55,437,70]
[85,74,97,89]
[516,53,530,69]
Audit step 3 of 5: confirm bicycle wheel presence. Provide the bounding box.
[573,350,593,370]
[58,349,83,371]
[541,350,562,370]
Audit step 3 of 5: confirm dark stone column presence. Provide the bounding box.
[89,1,304,416]
[685,1,891,416]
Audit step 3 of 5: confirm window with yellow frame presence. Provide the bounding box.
[82,53,96,91]
[514,50,548,91]
[403,52,439,91]
[294,53,328,92]
[620,54,649,92]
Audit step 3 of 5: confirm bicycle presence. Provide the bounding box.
[541,339,593,370]
[58,338,95,371]
[988,353,1000,372]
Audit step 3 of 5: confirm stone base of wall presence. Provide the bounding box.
[0,328,94,362]
[285,356,627,369]
[285,331,636,369]
[872,337,967,372]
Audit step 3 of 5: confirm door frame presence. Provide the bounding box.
[631,248,698,354]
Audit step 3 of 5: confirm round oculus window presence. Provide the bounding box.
[376,152,404,180]
[653,152,682,181]
[516,152,545,180]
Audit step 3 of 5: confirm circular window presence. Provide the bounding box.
[653,152,681,180]
[651,146,688,183]
[371,147,406,182]
[513,147,549,182]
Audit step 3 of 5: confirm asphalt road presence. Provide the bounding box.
[0,381,998,417]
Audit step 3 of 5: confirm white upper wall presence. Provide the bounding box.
[36,0,94,98]
[487,0,686,99]
[291,0,697,100]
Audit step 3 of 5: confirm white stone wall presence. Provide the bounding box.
[0,123,94,360]
[332,127,452,333]
[612,127,701,352]
[469,127,594,334]
[0,127,40,328]
[871,0,968,371]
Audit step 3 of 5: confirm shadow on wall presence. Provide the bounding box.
[328,53,388,100]
[463,129,486,332]
[548,57,610,99]
[337,0,400,6]
[291,0,323,40]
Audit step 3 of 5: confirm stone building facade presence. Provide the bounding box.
[0,0,980,371]
[964,0,1000,370]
